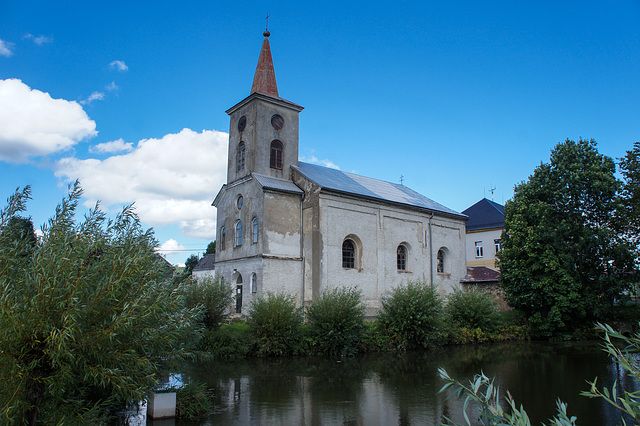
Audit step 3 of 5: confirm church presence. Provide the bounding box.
[213,31,468,315]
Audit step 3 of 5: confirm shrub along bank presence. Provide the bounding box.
[194,281,533,359]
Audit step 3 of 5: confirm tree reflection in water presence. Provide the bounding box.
[175,341,637,425]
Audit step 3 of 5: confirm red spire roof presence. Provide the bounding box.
[251,31,279,97]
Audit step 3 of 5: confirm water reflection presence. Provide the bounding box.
[176,341,638,425]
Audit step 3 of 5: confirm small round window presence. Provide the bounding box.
[238,116,246,132]
[271,114,284,130]
[237,195,243,209]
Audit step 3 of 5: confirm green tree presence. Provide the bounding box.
[0,183,202,424]
[184,254,200,276]
[205,240,216,255]
[497,139,635,336]
[620,141,640,251]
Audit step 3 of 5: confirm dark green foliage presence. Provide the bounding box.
[378,281,445,350]
[248,291,303,357]
[0,183,202,424]
[176,382,213,419]
[205,240,216,255]
[183,276,234,330]
[620,142,640,251]
[2,216,37,256]
[199,322,252,359]
[446,288,500,332]
[184,254,200,276]
[498,139,636,336]
[306,286,366,356]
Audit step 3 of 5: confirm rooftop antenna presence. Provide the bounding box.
[489,185,496,200]
[400,175,404,185]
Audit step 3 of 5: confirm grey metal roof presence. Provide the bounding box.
[252,173,304,195]
[462,198,505,231]
[293,162,466,219]
[193,254,216,271]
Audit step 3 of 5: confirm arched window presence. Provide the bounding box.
[397,245,407,271]
[437,249,445,274]
[270,140,283,170]
[252,217,259,243]
[251,273,257,293]
[236,141,245,172]
[342,239,356,269]
[220,227,226,250]
[235,221,243,247]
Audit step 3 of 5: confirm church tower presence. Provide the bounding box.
[225,30,304,183]
[214,31,306,314]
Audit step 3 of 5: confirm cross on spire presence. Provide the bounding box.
[265,14,270,31]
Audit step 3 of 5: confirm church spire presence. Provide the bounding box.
[251,30,279,98]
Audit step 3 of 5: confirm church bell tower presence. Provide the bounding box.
[225,30,304,184]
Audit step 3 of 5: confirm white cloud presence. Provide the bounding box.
[156,239,187,265]
[301,155,340,170]
[0,79,97,163]
[55,128,228,240]
[109,60,128,72]
[24,34,53,45]
[80,91,105,105]
[0,39,14,57]
[89,138,133,154]
[105,81,118,91]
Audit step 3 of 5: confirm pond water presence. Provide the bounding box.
[153,341,638,425]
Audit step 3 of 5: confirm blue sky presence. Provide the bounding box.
[1,1,639,265]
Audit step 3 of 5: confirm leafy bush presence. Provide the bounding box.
[0,183,201,424]
[200,322,252,359]
[248,291,303,357]
[446,287,500,332]
[176,382,213,419]
[184,276,234,329]
[306,286,366,356]
[378,281,445,350]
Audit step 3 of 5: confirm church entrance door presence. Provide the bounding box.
[236,285,243,313]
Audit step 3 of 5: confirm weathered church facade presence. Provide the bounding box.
[213,32,467,315]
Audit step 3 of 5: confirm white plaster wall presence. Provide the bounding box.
[192,269,216,281]
[263,191,301,257]
[263,258,304,304]
[316,193,466,313]
[430,217,466,294]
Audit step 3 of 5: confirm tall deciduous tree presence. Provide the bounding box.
[620,142,640,251]
[0,183,202,424]
[205,240,216,255]
[498,139,635,336]
[184,253,200,276]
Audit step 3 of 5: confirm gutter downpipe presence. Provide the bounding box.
[300,193,305,317]
[429,211,434,287]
